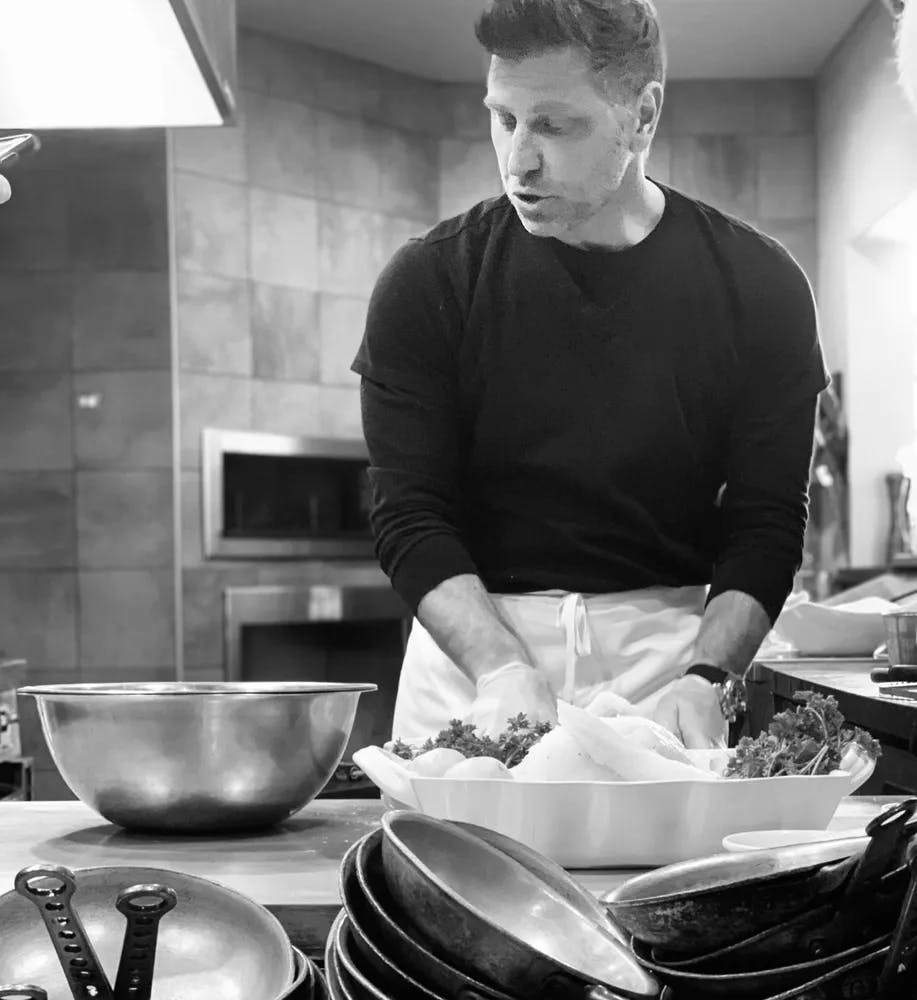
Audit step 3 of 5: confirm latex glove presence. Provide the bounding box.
[0,175,11,205]
[465,661,557,737]
[574,681,640,718]
[652,674,727,750]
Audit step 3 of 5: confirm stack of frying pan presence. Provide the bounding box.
[603,799,917,1000]
[328,810,660,1000]
[329,803,917,1000]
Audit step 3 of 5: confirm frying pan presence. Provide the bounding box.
[603,799,917,954]
[0,865,295,1000]
[630,934,888,999]
[453,820,623,940]
[381,811,658,1000]
[350,832,515,1000]
[651,822,917,971]
[650,865,908,972]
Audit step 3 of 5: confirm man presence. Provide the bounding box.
[353,0,828,748]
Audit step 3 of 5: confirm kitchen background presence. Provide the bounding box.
[1,0,915,797]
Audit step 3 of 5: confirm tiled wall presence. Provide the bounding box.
[172,32,446,683]
[0,131,174,798]
[440,79,818,288]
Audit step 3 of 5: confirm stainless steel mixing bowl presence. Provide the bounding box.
[0,865,295,1000]
[18,682,376,832]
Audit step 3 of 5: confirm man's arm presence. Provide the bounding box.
[416,574,532,684]
[691,589,771,675]
[654,395,817,749]
[656,246,827,746]
[354,243,556,731]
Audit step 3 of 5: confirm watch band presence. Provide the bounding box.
[684,663,749,723]
[684,663,729,685]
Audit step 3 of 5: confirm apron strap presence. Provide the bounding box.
[557,593,592,702]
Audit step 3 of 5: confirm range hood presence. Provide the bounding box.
[0,0,237,129]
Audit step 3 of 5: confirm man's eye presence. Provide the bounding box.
[538,121,565,136]
[494,112,516,131]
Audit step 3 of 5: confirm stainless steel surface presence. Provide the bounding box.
[0,660,26,760]
[381,811,658,999]
[877,838,917,996]
[0,866,294,1000]
[15,865,114,1000]
[885,610,917,665]
[223,585,406,683]
[631,935,887,999]
[332,913,390,1000]
[323,913,351,1000]
[201,428,372,560]
[17,683,376,833]
[455,820,622,940]
[281,948,311,1000]
[347,832,514,1000]
[603,851,861,955]
[341,837,459,1000]
[604,803,917,956]
[113,885,177,1000]
[605,834,869,902]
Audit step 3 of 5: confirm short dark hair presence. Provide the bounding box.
[475,0,666,97]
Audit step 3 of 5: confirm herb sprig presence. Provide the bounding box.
[726,690,881,779]
[391,713,554,768]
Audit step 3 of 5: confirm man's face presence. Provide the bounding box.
[485,46,644,239]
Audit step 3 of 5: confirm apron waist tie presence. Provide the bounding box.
[557,593,592,703]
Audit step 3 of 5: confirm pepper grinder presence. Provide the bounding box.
[886,471,913,563]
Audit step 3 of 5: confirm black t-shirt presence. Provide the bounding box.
[352,185,830,622]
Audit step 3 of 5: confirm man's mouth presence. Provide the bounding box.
[514,192,547,204]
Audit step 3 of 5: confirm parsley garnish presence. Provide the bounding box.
[391,713,554,768]
[726,690,881,779]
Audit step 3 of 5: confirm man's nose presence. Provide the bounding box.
[506,128,541,178]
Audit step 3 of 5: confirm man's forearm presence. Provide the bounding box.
[690,589,772,676]
[416,574,533,683]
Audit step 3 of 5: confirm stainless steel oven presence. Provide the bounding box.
[223,583,409,798]
[201,428,374,560]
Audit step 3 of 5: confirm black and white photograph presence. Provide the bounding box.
[2,1,917,996]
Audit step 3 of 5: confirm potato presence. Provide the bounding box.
[511,726,622,781]
[444,757,514,780]
[409,747,467,777]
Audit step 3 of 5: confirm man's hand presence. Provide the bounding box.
[465,661,557,737]
[653,674,727,749]
[0,174,11,205]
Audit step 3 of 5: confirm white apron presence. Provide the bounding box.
[391,585,707,741]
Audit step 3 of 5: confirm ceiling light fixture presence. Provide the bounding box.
[0,0,237,129]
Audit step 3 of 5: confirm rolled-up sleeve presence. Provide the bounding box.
[352,241,478,613]
[708,247,830,624]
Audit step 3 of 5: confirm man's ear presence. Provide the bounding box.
[632,82,663,152]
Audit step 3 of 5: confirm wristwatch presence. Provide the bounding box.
[684,663,749,723]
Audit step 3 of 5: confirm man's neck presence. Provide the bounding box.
[555,171,665,252]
